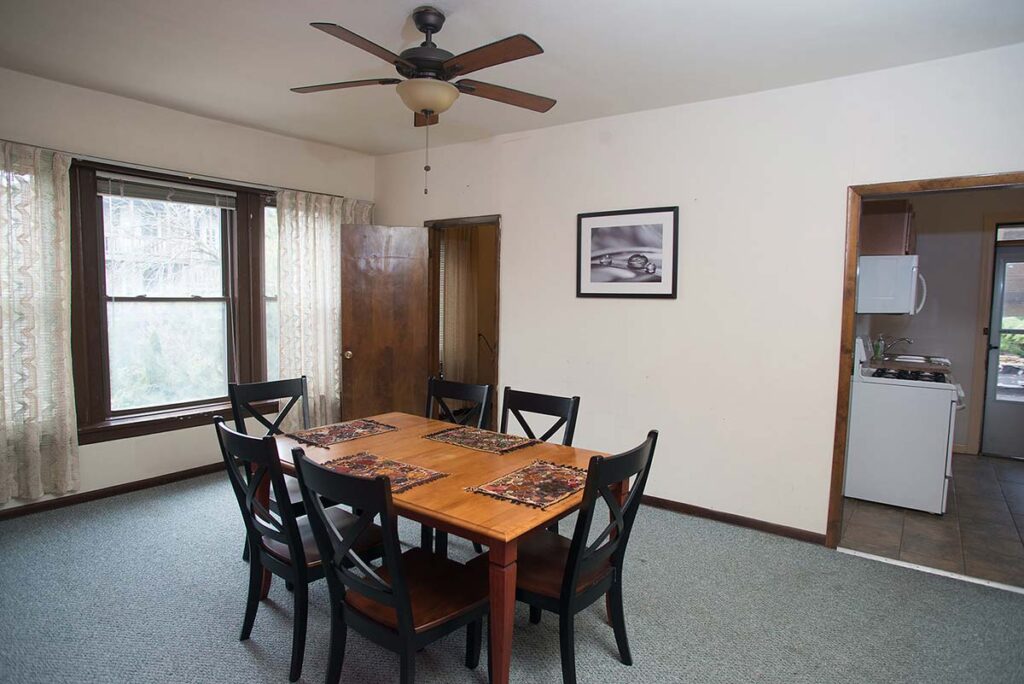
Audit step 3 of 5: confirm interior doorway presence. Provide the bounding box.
[828,173,1024,588]
[426,215,500,427]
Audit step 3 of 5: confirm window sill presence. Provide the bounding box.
[77,399,278,445]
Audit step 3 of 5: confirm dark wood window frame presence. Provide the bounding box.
[70,161,273,444]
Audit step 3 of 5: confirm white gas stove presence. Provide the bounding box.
[844,338,964,514]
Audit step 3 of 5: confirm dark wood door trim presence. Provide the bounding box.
[826,170,1024,548]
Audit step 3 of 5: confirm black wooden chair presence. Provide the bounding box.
[515,430,658,684]
[500,387,581,447]
[422,376,492,554]
[500,386,581,541]
[214,417,383,682]
[293,447,489,684]
[230,377,311,562]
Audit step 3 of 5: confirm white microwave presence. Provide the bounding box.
[856,255,927,315]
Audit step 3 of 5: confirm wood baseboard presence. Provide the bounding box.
[0,462,225,521]
[641,495,827,545]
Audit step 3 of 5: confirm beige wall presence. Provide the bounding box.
[0,68,372,513]
[866,189,1024,452]
[0,67,375,199]
[374,43,1024,534]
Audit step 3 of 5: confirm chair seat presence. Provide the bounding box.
[346,548,489,633]
[268,474,304,510]
[262,505,382,568]
[516,530,611,598]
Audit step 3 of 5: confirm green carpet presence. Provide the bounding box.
[1,473,1022,683]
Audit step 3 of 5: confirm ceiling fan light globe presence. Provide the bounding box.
[396,78,459,114]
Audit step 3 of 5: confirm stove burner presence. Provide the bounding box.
[871,367,947,383]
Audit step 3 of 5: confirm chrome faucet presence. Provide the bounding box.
[879,334,914,355]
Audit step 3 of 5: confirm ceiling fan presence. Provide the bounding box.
[291,5,556,127]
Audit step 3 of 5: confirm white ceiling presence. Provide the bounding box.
[2,0,1023,155]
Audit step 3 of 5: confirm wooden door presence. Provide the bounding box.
[341,225,429,419]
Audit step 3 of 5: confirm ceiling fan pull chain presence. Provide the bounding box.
[423,114,431,195]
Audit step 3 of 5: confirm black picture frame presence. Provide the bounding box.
[576,206,679,299]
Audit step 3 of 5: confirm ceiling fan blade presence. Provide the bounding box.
[414,111,439,127]
[443,34,543,78]
[291,78,401,94]
[455,79,556,113]
[311,22,414,69]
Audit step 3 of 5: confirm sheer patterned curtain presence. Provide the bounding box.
[441,226,479,383]
[276,190,372,427]
[0,142,78,503]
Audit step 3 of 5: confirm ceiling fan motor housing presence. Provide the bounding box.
[399,6,452,79]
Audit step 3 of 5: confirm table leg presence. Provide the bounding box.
[488,540,518,684]
[605,478,629,623]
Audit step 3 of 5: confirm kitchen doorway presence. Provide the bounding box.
[426,215,500,428]
[981,237,1024,459]
[828,173,1024,588]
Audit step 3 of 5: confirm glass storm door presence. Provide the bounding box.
[982,244,1024,458]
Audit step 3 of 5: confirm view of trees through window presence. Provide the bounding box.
[103,195,229,410]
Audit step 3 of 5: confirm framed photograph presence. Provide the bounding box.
[576,206,679,298]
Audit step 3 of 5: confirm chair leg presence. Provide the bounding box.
[472,542,484,553]
[529,606,542,624]
[288,581,309,682]
[240,554,262,640]
[420,525,433,550]
[608,576,632,665]
[435,531,449,557]
[558,612,577,684]
[465,618,482,669]
[242,538,250,562]
[325,603,347,684]
[285,581,294,592]
[400,648,416,684]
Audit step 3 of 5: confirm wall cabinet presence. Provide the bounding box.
[860,200,916,255]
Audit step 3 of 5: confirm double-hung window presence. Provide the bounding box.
[100,174,233,410]
[70,163,273,442]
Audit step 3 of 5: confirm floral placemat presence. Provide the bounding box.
[466,460,588,509]
[288,419,397,449]
[424,426,537,454]
[319,452,448,493]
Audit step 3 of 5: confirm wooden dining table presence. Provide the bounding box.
[270,411,619,684]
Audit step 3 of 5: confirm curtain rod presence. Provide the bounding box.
[1,136,363,201]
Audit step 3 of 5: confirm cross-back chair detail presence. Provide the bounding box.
[423,377,493,555]
[215,417,313,682]
[229,377,311,561]
[424,376,491,429]
[229,376,311,436]
[294,449,488,684]
[500,387,580,445]
[515,430,658,684]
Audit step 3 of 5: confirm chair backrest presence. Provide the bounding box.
[563,430,658,600]
[424,376,492,429]
[293,448,414,635]
[228,377,310,436]
[214,416,307,568]
[499,387,581,446]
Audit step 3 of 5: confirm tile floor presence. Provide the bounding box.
[840,453,1024,586]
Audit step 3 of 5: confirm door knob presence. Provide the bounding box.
[343,350,353,359]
